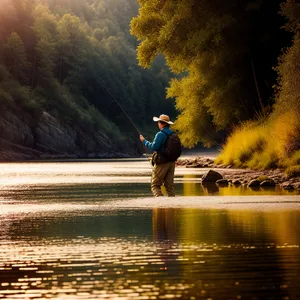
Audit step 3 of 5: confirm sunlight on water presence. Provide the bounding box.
[0,207,300,299]
[0,160,152,187]
[0,159,299,299]
[0,160,298,197]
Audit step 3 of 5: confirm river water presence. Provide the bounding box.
[0,158,300,299]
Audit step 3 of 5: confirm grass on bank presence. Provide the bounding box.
[215,111,300,172]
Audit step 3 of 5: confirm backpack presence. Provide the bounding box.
[151,131,182,165]
[162,132,182,161]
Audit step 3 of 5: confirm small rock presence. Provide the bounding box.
[186,163,201,168]
[233,179,242,186]
[282,182,295,190]
[248,179,260,188]
[260,179,276,187]
[293,182,300,189]
[216,179,229,186]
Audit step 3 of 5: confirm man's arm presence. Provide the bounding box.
[140,132,166,151]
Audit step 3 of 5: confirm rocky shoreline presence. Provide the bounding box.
[176,156,300,191]
[0,148,139,162]
[0,110,141,161]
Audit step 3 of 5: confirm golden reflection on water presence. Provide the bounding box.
[0,207,299,299]
[152,207,300,246]
[151,208,300,300]
[0,161,299,299]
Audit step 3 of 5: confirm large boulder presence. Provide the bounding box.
[202,170,223,183]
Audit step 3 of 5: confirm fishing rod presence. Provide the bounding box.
[98,80,152,164]
[103,83,141,135]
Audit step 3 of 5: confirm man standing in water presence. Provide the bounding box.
[139,114,177,197]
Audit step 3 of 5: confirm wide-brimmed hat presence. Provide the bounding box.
[153,114,174,125]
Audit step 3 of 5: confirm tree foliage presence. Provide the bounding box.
[0,0,175,149]
[131,0,291,147]
[275,0,300,114]
[3,32,31,84]
[215,0,300,170]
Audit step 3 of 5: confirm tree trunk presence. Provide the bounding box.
[251,58,264,113]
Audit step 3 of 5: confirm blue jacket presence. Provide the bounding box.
[143,127,174,152]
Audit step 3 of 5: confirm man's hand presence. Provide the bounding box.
[139,135,145,142]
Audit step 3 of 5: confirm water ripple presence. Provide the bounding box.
[0,238,299,299]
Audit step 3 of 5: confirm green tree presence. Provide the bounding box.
[130,0,288,147]
[3,32,30,84]
[272,0,300,155]
[275,0,300,114]
[56,13,89,84]
[31,3,58,88]
[0,0,175,156]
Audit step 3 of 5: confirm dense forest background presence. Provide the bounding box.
[131,0,300,173]
[0,0,175,159]
[1,0,300,170]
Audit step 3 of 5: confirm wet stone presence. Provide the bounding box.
[186,163,201,168]
[282,182,295,190]
[202,170,223,183]
[216,179,229,186]
[248,180,260,188]
[233,180,242,186]
[260,179,276,187]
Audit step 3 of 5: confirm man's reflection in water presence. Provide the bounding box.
[152,208,181,280]
[152,208,177,241]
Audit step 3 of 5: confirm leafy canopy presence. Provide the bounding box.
[131,0,284,147]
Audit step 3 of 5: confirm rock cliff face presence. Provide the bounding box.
[0,111,139,161]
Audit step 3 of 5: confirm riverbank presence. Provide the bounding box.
[0,149,139,162]
[176,156,300,191]
[0,111,142,162]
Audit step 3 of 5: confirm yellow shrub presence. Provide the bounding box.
[272,111,300,160]
[215,120,269,168]
[285,165,300,178]
[216,110,300,170]
[285,150,300,166]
